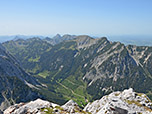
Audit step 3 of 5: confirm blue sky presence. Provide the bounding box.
[0,0,152,36]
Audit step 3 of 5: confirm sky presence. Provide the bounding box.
[0,0,152,36]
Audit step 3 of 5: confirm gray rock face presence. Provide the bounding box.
[0,43,39,85]
[83,41,136,83]
[62,100,82,113]
[4,99,57,114]
[75,35,99,49]
[84,88,152,114]
[4,99,83,114]
[0,43,41,112]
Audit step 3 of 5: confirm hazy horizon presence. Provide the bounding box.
[0,34,152,46]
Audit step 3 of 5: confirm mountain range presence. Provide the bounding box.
[0,34,152,113]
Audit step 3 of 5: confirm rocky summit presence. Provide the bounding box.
[4,99,87,114]
[84,88,152,114]
[4,88,152,114]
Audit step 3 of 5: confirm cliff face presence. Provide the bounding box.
[0,44,41,112]
[4,88,152,114]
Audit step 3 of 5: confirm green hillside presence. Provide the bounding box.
[3,36,152,107]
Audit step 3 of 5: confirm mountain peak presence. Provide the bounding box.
[75,35,98,49]
[100,36,108,41]
[53,34,61,39]
[62,34,71,37]
[76,35,93,39]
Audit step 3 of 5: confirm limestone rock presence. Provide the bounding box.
[62,100,82,113]
[84,88,152,114]
[4,99,57,114]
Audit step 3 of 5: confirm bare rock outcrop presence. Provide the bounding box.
[84,88,152,114]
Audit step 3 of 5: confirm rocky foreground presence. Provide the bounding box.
[4,88,152,114]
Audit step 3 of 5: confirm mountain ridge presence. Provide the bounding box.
[2,35,152,107]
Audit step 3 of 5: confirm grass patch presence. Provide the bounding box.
[28,56,40,62]
[38,70,50,78]
[55,106,64,111]
[126,100,142,107]
[61,79,78,90]
[126,100,152,112]
[74,86,86,96]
